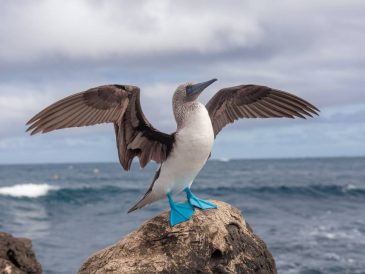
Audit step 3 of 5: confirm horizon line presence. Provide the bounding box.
[1,155,364,166]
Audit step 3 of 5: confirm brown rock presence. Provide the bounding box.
[79,200,277,274]
[0,232,42,274]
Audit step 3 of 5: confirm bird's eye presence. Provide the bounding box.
[186,85,192,95]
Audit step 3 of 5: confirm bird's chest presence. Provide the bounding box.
[173,107,214,166]
[155,106,214,193]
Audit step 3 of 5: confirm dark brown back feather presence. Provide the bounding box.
[114,89,175,170]
[206,84,319,137]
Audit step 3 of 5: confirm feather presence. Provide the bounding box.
[206,84,319,136]
[27,84,175,172]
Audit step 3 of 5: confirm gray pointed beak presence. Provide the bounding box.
[186,78,217,98]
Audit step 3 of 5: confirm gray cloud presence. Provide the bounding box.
[0,0,364,163]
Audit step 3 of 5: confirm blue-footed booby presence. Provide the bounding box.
[26,79,319,226]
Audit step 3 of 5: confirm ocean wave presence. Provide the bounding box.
[199,184,365,197]
[0,183,141,203]
[1,183,364,201]
[0,183,59,198]
[43,185,140,203]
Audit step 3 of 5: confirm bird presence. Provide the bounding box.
[26,79,319,226]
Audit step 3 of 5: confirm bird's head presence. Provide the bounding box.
[173,79,217,104]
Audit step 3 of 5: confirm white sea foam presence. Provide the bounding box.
[344,184,358,191]
[0,183,59,198]
[218,157,230,162]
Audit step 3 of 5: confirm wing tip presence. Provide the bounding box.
[30,129,41,135]
[26,115,39,125]
[307,107,320,117]
[309,104,320,113]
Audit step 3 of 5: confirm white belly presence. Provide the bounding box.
[152,105,214,195]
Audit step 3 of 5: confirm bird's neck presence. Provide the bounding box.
[174,101,205,130]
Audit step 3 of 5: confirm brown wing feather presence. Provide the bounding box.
[26,85,129,134]
[27,84,175,171]
[206,84,319,137]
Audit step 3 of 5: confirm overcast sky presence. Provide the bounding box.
[0,0,364,164]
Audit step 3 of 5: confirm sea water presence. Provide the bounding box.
[0,157,364,274]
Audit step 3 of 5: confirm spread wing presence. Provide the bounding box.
[206,84,319,137]
[26,84,175,170]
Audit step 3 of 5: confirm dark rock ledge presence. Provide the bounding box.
[78,200,277,274]
[0,232,42,274]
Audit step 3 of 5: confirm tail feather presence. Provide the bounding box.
[128,166,163,213]
[128,191,162,213]
[128,165,164,213]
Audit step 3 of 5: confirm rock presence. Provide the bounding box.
[79,200,277,274]
[0,232,42,274]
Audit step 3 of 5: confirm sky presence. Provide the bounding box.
[0,0,365,164]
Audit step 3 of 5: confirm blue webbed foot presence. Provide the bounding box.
[168,193,194,226]
[184,188,217,210]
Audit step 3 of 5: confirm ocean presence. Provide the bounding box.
[0,157,364,274]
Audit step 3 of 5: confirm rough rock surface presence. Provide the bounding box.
[79,200,277,274]
[0,232,42,274]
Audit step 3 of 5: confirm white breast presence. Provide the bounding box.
[152,104,214,195]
